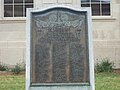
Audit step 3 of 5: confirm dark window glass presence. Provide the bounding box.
[91,0,100,3]
[102,3,110,15]
[14,5,23,17]
[4,0,13,4]
[81,0,110,16]
[81,0,90,2]
[4,5,13,17]
[25,5,33,16]
[81,0,90,7]
[81,4,90,7]
[4,0,33,17]
[25,0,33,3]
[14,0,23,3]
[91,4,100,16]
[81,0,90,4]
[101,0,110,3]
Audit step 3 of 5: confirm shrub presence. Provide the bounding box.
[0,63,8,71]
[95,58,114,73]
[20,62,26,72]
[11,64,22,74]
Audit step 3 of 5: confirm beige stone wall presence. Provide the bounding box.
[34,0,80,8]
[93,0,120,68]
[0,20,26,65]
[0,0,120,68]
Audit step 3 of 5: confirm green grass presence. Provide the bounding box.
[0,73,120,90]
[0,75,25,90]
[95,73,120,90]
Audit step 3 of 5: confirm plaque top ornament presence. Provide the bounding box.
[34,11,85,29]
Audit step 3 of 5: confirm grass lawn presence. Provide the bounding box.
[0,75,25,90]
[95,73,120,90]
[0,73,120,90]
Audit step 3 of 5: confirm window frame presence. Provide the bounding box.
[3,0,34,19]
[1,0,115,20]
[81,0,112,16]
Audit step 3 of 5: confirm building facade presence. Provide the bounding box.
[0,0,120,68]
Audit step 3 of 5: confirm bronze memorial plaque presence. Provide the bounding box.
[31,8,89,84]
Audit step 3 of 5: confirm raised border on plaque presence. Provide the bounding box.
[26,6,94,90]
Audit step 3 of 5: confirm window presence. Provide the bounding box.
[4,0,33,17]
[81,0,110,16]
